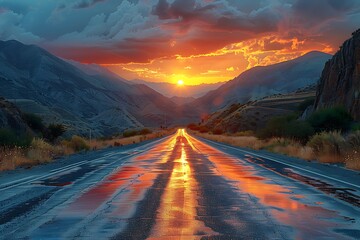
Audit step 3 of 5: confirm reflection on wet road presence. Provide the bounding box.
[0,129,359,239]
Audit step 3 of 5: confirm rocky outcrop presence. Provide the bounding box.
[0,97,31,133]
[314,29,360,120]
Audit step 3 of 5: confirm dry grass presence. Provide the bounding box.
[194,132,315,160]
[88,130,173,150]
[345,151,360,170]
[0,130,174,171]
[194,130,360,171]
[0,147,30,171]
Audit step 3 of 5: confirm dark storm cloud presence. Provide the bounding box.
[0,0,359,63]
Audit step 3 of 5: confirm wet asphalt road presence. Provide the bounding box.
[0,129,360,239]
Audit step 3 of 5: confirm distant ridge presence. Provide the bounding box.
[187,51,332,114]
[130,79,224,98]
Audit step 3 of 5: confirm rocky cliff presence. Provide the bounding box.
[314,29,360,120]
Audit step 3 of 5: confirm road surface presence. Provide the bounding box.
[0,129,359,239]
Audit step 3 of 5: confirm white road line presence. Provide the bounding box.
[0,135,172,192]
[197,136,360,190]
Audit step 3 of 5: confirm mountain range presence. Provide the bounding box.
[130,79,224,98]
[188,51,332,114]
[0,40,195,136]
[0,39,335,136]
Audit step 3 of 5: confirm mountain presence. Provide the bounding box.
[170,96,196,105]
[67,60,127,82]
[0,97,32,135]
[0,40,194,136]
[189,51,332,114]
[314,30,360,121]
[202,87,316,133]
[130,79,224,98]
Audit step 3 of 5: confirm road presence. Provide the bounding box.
[0,129,359,239]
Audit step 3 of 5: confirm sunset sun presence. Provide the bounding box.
[177,80,184,86]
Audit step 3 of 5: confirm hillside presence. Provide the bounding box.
[314,30,360,121]
[0,40,194,136]
[0,97,32,135]
[202,87,316,133]
[188,51,331,114]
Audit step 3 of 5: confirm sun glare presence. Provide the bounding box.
[177,79,184,86]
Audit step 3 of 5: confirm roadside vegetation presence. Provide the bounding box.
[189,106,360,170]
[0,113,173,171]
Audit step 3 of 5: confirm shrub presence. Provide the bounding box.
[27,138,54,162]
[199,126,209,133]
[308,132,346,156]
[308,107,352,132]
[347,131,360,150]
[212,128,224,135]
[139,128,152,135]
[0,128,32,148]
[45,124,66,142]
[298,97,315,112]
[64,135,90,152]
[187,123,200,131]
[22,113,45,132]
[234,130,254,137]
[257,114,314,143]
[123,130,138,138]
[351,123,360,132]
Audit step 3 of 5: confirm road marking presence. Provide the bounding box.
[0,135,172,192]
[197,136,360,190]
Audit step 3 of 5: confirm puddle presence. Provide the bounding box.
[246,156,360,207]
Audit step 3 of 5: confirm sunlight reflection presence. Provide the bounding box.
[150,129,217,239]
[184,131,341,239]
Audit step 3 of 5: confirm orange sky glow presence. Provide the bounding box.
[103,35,334,85]
[2,0,356,86]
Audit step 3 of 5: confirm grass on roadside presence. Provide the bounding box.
[0,129,174,171]
[192,130,360,170]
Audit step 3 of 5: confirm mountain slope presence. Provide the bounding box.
[314,30,360,121]
[189,51,331,113]
[0,40,192,136]
[131,79,224,98]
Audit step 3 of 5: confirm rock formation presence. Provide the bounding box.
[314,29,360,121]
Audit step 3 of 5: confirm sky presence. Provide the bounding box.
[0,0,359,85]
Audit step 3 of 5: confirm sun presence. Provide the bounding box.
[177,79,184,86]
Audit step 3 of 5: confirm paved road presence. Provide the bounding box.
[0,129,359,239]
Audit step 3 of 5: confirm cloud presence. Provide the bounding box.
[73,0,107,9]
[0,8,42,43]
[0,0,358,65]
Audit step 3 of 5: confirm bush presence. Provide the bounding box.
[307,131,346,162]
[27,138,55,162]
[45,124,66,142]
[64,135,90,152]
[234,130,254,137]
[347,131,360,150]
[298,98,315,112]
[123,130,138,138]
[0,128,32,148]
[212,128,224,135]
[199,126,210,133]
[139,128,152,135]
[257,114,314,143]
[351,123,360,132]
[308,107,352,132]
[22,113,45,132]
[187,123,200,131]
